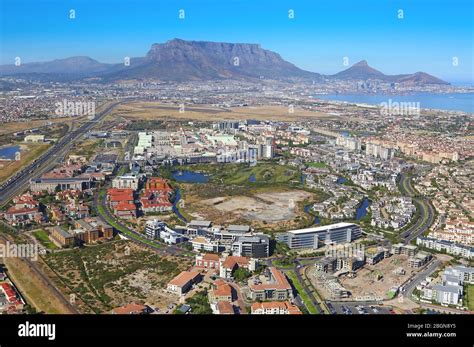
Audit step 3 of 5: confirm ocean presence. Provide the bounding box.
[313,92,473,113]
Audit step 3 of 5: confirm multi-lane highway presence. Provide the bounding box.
[398,173,435,244]
[0,101,121,206]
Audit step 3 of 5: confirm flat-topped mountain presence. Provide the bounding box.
[0,39,449,85]
[102,38,321,81]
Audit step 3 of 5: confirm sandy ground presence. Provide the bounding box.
[110,102,338,122]
[338,255,421,300]
[201,190,313,223]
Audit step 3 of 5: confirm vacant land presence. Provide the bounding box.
[173,162,327,231]
[3,256,73,313]
[185,186,318,230]
[108,102,338,122]
[337,255,422,301]
[42,240,192,313]
[0,143,50,184]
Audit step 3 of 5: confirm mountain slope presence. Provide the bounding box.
[331,60,385,80]
[329,60,449,85]
[0,56,112,76]
[101,39,321,81]
[0,40,448,85]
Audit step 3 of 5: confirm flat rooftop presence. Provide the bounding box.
[286,222,357,235]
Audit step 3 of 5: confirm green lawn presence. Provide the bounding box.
[223,163,299,185]
[32,230,58,250]
[466,284,474,311]
[286,270,319,314]
[307,162,327,168]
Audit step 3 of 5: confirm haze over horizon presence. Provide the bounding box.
[1,0,473,84]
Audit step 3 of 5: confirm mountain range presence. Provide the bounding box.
[0,39,449,85]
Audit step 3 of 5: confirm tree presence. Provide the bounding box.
[233,267,251,282]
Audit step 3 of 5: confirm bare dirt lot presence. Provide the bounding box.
[194,189,314,229]
[338,255,422,300]
[109,102,338,122]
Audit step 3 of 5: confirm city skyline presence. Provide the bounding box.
[1,0,472,83]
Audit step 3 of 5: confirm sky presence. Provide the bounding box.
[0,0,473,83]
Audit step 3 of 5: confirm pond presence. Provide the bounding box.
[171,170,210,183]
[356,198,370,221]
[249,174,256,183]
[0,145,20,160]
[336,176,346,184]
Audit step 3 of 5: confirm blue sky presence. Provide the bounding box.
[0,0,472,83]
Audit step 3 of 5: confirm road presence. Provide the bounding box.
[403,258,442,299]
[95,188,191,257]
[398,173,435,244]
[0,101,121,206]
[265,257,325,314]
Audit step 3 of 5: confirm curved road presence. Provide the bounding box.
[398,173,435,244]
[95,188,191,257]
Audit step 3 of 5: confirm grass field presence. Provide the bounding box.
[0,143,50,184]
[286,270,319,314]
[3,256,73,313]
[307,162,328,168]
[466,284,474,311]
[32,230,58,250]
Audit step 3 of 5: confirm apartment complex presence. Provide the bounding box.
[251,301,302,315]
[248,267,293,301]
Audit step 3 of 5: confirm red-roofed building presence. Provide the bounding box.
[113,202,136,219]
[219,255,255,279]
[249,267,293,301]
[209,280,233,303]
[195,253,220,270]
[167,271,202,295]
[140,178,173,214]
[251,301,302,315]
[216,301,236,315]
[111,303,148,315]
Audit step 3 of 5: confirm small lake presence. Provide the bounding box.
[336,177,346,184]
[172,170,210,183]
[356,198,370,220]
[0,146,20,160]
[249,174,256,183]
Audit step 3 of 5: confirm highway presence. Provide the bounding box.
[398,173,435,244]
[0,101,122,207]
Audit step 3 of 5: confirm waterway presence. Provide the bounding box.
[0,145,20,160]
[356,198,370,221]
[171,170,210,183]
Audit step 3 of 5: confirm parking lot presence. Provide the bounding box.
[327,302,394,315]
